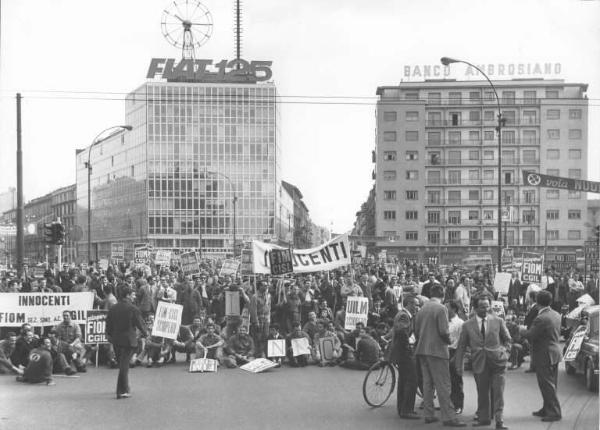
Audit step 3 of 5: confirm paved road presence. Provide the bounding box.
[1,357,597,430]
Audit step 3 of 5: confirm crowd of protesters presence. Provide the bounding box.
[0,258,598,421]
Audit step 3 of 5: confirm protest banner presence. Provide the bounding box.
[252,234,351,274]
[240,249,253,275]
[545,252,577,272]
[180,252,201,277]
[491,301,506,318]
[291,337,310,356]
[521,254,543,283]
[240,358,278,373]
[98,259,109,271]
[241,307,250,332]
[111,243,125,261]
[385,263,398,275]
[225,291,240,316]
[152,301,183,340]
[31,266,45,278]
[0,292,94,327]
[85,310,108,344]
[378,250,387,264]
[318,336,337,364]
[134,243,151,264]
[189,358,218,373]
[522,170,600,194]
[269,249,294,275]
[267,339,286,358]
[564,327,587,361]
[501,248,514,272]
[344,296,369,330]
[493,272,512,296]
[220,259,240,276]
[154,249,172,266]
[356,245,367,258]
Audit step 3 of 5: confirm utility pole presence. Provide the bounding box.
[16,93,24,278]
[57,217,62,268]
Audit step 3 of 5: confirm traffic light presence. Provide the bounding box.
[44,223,54,244]
[54,223,66,245]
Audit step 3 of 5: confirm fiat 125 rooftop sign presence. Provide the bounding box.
[147,58,272,83]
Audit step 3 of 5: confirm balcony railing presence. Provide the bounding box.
[424,98,541,106]
[426,138,540,147]
[425,118,540,127]
[426,157,540,167]
[424,198,538,206]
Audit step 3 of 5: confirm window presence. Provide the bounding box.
[547,149,560,160]
[448,170,461,184]
[469,91,480,103]
[383,231,397,237]
[547,129,560,139]
[428,191,441,204]
[448,151,461,164]
[448,131,461,145]
[469,111,481,122]
[546,109,560,120]
[131,165,135,177]
[483,210,494,220]
[449,92,462,104]
[383,191,396,200]
[406,210,418,220]
[568,190,581,199]
[469,231,480,245]
[502,150,516,164]
[523,230,536,245]
[428,211,440,224]
[568,169,582,179]
[384,131,397,142]
[427,231,440,244]
[503,111,516,124]
[502,189,515,204]
[469,170,480,181]
[468,130,480,142]
[546,189,559,199]
[383,170,397,180]
[545,90,559,99]
[428,92,441,105]
[384,151,397,161]
[468,210,479,220]
[524,91,537,103]
[522,210,536,224]
[448,231,461,245]
[568,210,581,220]
[483,170,494,180]
[484,190,494,200]
[121,135,125,145]
[468,190,480,201]
[484,111,495,122]
[483,230,494,240]
[523,130,537,144]
[522,150,536,163]
[450,113,461,126]
[448,211,461,224]
[483,150,494,160]
[484,130,495,141]
[405,92,419,100]
[523,190,536,204]
[428,112,442,125]
[406,191,418,200]
[429,152,441,165]
[428,171,441,184]
[568,129,582,139]
[406,111,419,121]
[111,156,114,167]
[568,230,581,240]
[469,150,479,160]
[547,169,559,176]
[484,91,495,102]
[406,231,418,241]
[405,131,419,141]
[569,109,582,119]
[448,191,461,203]
[502,91,515,104]
[523,110,537,124]
[383,211,396,220]
[405,151,418,160]
[428,132,442,145]
[502,130,516,144]
[568,149,581,159]
[406,170,419,180]
[384,111,397,121]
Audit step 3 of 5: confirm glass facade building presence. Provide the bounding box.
[76,81,292,261]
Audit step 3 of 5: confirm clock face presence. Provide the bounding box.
[161,0,213,49]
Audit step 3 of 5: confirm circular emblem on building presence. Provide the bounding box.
[526,173,541,186]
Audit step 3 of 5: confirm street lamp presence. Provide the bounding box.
[441,57,505,267]
[84,125,132,263]
[205,170,237,257]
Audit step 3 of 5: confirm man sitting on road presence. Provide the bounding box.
[47,328,76,376]
[11,325,39,368]
[286,321,312,367]
[54,311,86,372]
[223,325,255,368]
[196,323,224,363]
[340,326,380,370]
[0,332,23,375]
[16,337,55,385]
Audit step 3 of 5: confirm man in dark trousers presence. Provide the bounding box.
[106,285,147,399]
[455,297,511,430]
[521,290,562,422]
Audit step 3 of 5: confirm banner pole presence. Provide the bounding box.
[95,343,99,368]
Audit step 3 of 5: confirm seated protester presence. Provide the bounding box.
[372,322,390,351]
[16,337,55,385]
[11,325,39,368]
[340,326,381,370]
[286,321,312,367]
[54,311,86,372]
[223,325,255,368]
[187,316,205,342]
[133,316,155,367]
[0,332,22,375]
[341,322,365,361]
[196,323,224,362]
[144,333,171,368]
[313,320,342,366]
[171,323,195,363]
[316,299,334,321]
[367,298,383,327]
[302,312,319,341]
[47,329,76,376]
[311,320,329,365]
[266,324,284,366]
[505,314,526,370]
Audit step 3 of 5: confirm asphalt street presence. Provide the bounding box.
[1,356,597,430]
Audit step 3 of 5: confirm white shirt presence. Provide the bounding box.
[448,315,463,349]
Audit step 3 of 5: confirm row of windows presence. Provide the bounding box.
[383,147,582,162]
[401,89,562,102]
[380,229,583,242]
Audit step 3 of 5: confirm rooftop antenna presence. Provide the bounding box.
[234,0,243,67]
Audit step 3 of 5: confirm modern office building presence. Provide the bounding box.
[373,78,588,264]
[76,80,293,261]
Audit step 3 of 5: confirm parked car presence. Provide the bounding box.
[564,305,599,392]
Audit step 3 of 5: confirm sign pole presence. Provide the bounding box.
[95,343,99,368]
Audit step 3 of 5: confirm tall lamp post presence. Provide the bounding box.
[206,171,237,256]
[84,125,132,263]
[441,57,505,267]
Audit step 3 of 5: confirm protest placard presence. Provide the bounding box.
[240,358,278,373]
[344,296,369,330]
[189,358,218,373]
[291,337,310,356]
[154,249,172,266]
[111,243,125,261]
[318,336,336,364]
[85,310,108,344]
[134,243,151,264]
[491,301,505,318]
[521,254,543,283]
[493,272,512,296]
[241,307,250,332]
[385,263,398,275]
[501,248,514,272]
[98,259,109,271]
[180,252,200,277]
[240,249,253,275]
[152,301,182,340]
[0,292,94,327]
[267,339,286,358]
[269,249,294,275]
[32,266,45,278]
[220,259,240,276]
[564,327,587,362]
[225,291,240,316]
[252,234,351,274]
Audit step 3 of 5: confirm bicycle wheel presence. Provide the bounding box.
[362,361,396,407]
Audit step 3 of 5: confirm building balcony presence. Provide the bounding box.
[425,118,540,127]
[426,157,540,167]
[424,198,538,206]
[425,138,540,147]
[425,98,541,107]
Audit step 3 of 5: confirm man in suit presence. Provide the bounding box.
[106,285,148,399]
[414,284,466,427]
[388,294,421,420]
[420,273,440,299]
[507,272,522,310]
[520,290,562,422]
[455,296,511,430]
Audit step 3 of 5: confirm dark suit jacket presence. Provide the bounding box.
[507,279,522,302]
[414,299,450,359]
[106,298,147,347]
[388,308,413,364]
[455,314,511,374]
[524,307,562,367]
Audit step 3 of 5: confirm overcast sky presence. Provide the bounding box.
[1,0,599,232]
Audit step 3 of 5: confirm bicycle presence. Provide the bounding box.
[362,357,423,408]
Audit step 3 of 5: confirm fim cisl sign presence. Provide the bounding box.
[523,171,600,194]
[147,58,272,84]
